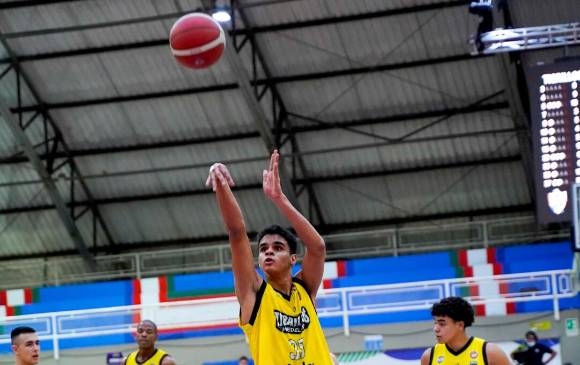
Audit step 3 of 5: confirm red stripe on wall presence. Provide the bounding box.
[132,279,141,324]
[486,248,496,263]
[24,288,33,304]
[492,263,503,275]
[323,279,333,289]
[159,277,168,302]
[337,261,347,277]
[463,267,473,277]
[5,306,14,316]
[469,284,479,297]
[132,279,141,305]
[475,304,486,316]
[458,250,468,267]
[506,302,516,314]
[0,291,6,306]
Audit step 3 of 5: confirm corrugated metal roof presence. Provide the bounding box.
[256,5,477,78]
[0,209,76,255]
[296,132,518,180]
[278,56,505,123]
[75,138,268,198]
[99,188,286,244]
[48,91,259,150]
[0,0,551,265]
[243,0,462,25]
[316,161,528,224]
[509,0,580,27]
[20,48,234,103]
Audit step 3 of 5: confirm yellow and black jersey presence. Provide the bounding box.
[124,348,169,365]
[241,277,332,365]
[430,337,488,365]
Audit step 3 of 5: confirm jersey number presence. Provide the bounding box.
[289,338,305,360]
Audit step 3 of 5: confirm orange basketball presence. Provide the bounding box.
[169,13,226,69]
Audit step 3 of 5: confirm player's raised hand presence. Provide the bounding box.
[206,163,235,191]
[263,150,284,202]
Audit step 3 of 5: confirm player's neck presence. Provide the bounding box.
[266,272,293,295]
[138,347,156,360]
[15,359,34,365]
[446,332,470,352]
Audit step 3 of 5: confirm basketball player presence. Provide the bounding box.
[11,326,40,365]
[206,150,333,364]
[420,297,511,365]
[124,320,176,365]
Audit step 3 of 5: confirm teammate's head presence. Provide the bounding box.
[135,320,158,350]
[11,326,40,365]
[431,297,474,344]
[238,356,249,365]
[256,225,297,276]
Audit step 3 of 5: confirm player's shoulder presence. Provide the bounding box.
[161,353,177,365]
[421,346,434,365]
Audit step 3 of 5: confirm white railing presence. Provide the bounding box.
[0,216,569,289]
[0,270,575,359]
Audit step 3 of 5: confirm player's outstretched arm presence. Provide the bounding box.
[486,343,511,365]
[262,150,326,299]
[207,163,262,323]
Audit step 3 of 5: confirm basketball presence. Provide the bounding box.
[169,13,226,69]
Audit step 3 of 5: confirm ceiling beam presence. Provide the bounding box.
[0,154,521,214]
[0,101,508,165]
[0,202,532,261]
[0,0,82,10]
[12,84,238,112]
[234,3,328,227]
[0,78,96,267]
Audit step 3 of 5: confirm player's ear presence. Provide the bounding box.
[290,253,297,265]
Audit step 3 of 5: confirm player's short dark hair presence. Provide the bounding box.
[257,225,297,254]
[138,320,158,333]
[525,330,538,340]
[431,297,475,327]
[11,326,36,345]
[238,356,249,361]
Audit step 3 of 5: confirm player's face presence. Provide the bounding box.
[433,316,463,344]
[136,322,157,350]
[12,333,40,365]
[258,234,296,274]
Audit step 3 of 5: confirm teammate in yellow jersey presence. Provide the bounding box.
[207,150,333,365]
[421,297,511,365]
[124,320,176,365]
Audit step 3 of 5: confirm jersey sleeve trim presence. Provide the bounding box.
[159,354,168,365]
[428,347,435,365]
[249,280,267,326]
[292,277,311,296]
[482,341,489,365]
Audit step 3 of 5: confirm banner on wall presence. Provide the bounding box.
[333,340,561,365]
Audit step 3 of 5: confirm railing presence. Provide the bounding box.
[0,270,575,359]
[0,216,569,289]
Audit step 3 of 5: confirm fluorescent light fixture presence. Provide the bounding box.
[212,9,231,22]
